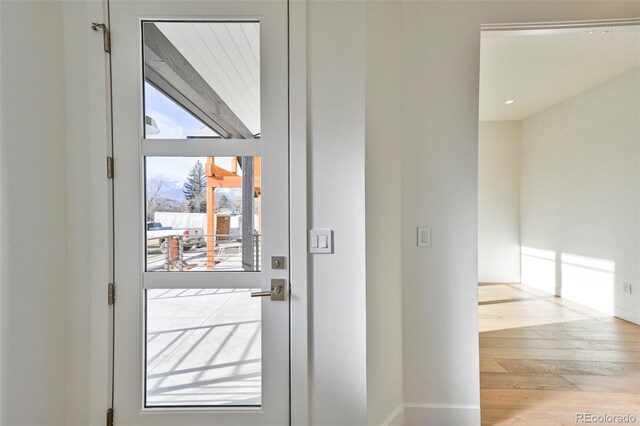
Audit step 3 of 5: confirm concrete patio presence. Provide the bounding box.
[146,288,262,406]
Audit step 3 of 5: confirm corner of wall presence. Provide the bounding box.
[365,1,405,425]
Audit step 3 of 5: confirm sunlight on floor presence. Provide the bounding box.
[479,283,609,333]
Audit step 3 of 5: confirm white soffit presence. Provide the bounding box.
[479,25,640,121]
[156,22,261,135]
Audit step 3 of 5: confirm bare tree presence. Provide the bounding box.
[146,178,187,221]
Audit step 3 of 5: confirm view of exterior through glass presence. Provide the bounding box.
[142,20,263,408]
[145,156,262,273]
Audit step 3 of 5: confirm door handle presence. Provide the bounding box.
[251,279,285,301]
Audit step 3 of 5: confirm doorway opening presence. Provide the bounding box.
[477,22,640,424]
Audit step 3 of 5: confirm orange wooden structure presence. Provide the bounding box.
[205,156,261,267]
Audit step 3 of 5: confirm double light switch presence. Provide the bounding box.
[309,229,333,253]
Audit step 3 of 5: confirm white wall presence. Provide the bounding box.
[400,4,481,423]
[521,67,640,323]
[478,121,521,283]
[307,2,368,425]
[0,2,69,424]
[365,2,404,425]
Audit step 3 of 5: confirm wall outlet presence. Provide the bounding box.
[623,282,632,295]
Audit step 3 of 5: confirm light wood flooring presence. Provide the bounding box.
[479,283,640,425]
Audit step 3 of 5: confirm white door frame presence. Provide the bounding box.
[288,0,310,424]
[86,0,309,424]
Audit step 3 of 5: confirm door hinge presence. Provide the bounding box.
[108,283,116,305]
[106,408,114,426]
[91,23,111,53]
[107,156,114,179]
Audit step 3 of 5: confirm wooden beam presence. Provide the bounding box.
[143,23,254,139]
[205,163,237,178]
[208,175,261,189]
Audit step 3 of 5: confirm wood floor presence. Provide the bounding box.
[479,283,640,425]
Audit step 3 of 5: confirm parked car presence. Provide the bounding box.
[146,222,205,254]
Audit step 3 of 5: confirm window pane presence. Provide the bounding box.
[146,289,261,407]
[144,82,218,139]
[145,156,262,272]
[143,21,260,139]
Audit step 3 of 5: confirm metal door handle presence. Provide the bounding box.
[251,285,282,297]
[250,280,285,301]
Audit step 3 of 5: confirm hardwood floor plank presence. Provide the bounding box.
[561,374,640,394]
[480,328,543,339]
[481,347,640,363]
[495,358,640,377]
[479,337,606,350]
[598,340,640,351]
[481,372,577,390]
[532,321,640,332]
[481,389,640,409]
[481,358,509,373]
[534,329,640,342]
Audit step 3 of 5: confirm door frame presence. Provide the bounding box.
[288,0,310,424]
[87,0,309,424]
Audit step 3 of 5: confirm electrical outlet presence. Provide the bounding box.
[623,282,632,295]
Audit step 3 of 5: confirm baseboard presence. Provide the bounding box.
[478,276,521,284]
[614,305,640,325]
[383,403,480,426]
[522,284,640,325]
[519,281,558,296]
[382,404,405,426]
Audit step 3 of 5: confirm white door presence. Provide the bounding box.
[111,1,289,424]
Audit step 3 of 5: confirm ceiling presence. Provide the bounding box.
[156,22,261,135]
[479,25,640,121]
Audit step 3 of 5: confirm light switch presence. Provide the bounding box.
[309,229,333,253]
[417,227,431,247]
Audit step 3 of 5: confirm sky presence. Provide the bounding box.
[144,82,236,201]
[145,82,208,140]
[144,81,209,196]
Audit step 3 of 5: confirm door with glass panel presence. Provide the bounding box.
[110,1,289,424]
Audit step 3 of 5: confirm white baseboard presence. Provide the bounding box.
[614,305,640,325]
[382,403,480,426]
[478,276,521,284]
[522,284,640,325]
